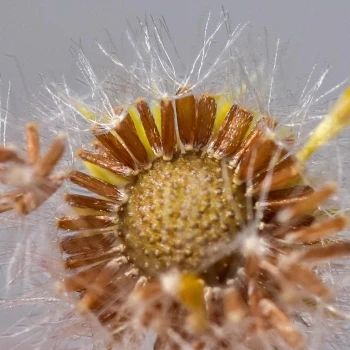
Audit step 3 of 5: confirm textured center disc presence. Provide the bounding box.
[120,154,244,277]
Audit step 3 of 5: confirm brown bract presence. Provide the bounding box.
[0,123,66,215]
[57,90,349,349]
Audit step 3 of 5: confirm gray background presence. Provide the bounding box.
[0,1,350,349]
[1,0,350,101]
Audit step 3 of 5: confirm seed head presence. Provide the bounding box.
[55,86,350,349]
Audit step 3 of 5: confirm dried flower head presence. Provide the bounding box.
[0,123,65,215]
[2,14,350,350]
[55,82,350,349]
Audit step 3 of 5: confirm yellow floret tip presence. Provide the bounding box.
[214,95,232,132]
[128,105,155,159]
[77,104,114,124]
[297,87,350,163]
[83,161,129,187]
[179,273,207,331]
[77,105,96,121]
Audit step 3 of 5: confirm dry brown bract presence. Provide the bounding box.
[57,90,349,349]
[0,123,66,215]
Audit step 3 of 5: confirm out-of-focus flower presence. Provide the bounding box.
[0,123,65,215]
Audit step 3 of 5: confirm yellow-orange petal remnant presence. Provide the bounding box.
[297,87,350,163]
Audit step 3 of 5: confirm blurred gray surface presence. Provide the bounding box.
[1,0,350,99]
